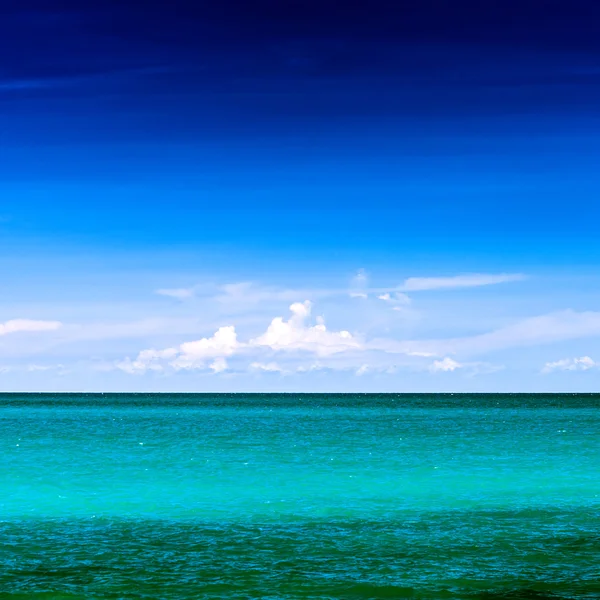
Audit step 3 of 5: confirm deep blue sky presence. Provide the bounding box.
[2,1,600,390]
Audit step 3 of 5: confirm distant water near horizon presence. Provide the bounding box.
[1,393,599,599]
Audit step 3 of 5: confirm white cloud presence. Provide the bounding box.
[250,301,362,356]
[378,291,412,311]
[170,326,239,370]
[430,357,463,372]
[156,270,518,314]
[0,363,69,375]
[119,299,600,379]
[0,319,62,336]
[117,326,239,374]
[428,357,503,376]
[400,273,525,292]
[116,347,178,374]
[356,364,370,376]
[250,362,285,373]
[296,362,326,373]
[209,357,229,373]
[117,301,364,375]
[378,292,410,303]
[542,356,597,373]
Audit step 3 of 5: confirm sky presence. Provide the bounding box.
[2,0,600,391]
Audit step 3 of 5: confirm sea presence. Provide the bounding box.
[1,393,599,599]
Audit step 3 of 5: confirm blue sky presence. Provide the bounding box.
[2,0,600,391]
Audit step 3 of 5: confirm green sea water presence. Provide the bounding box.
[1,393,599,599]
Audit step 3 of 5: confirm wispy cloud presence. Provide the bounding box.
[155,287,198,300]
[153,271,525,314]
[349,269,369,298]
[542,356,597,373]
[453,310,600,356]
[427,357,503,376]
[399,273,526,292]
[368,309,600,359]
[429,357,463,372]
[0,66,176,94]
[0,363,68,375]
[0,319,62,336]
[377,291,412,311]
[250,362,285,374]
[154,282,316,306]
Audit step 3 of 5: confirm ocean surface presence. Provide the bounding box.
[1,393,599,599]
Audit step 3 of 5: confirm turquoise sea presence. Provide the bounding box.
[1,393,599,599]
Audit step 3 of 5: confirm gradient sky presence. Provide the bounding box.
[2,0,600,391]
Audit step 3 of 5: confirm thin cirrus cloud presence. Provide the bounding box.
[153,272,526,309]
[349,269,369,298]
[0,319,62,336]
[154,287,198,300]
[366,310,600,359]
[249,362,285,374]
[155,282,316,305]
[452,310,600,357]
[399,273,526,292]
[542,356,597,373]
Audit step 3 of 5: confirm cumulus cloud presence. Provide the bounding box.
[0,319,62,336]
[542,356,597,373]
[117,301,365,374]
[430,357,463,372]
[250,301,362,356]
[171,326,238,369]
[400,273,525,292]
[116,348,178,374]
[117,326,239,374]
